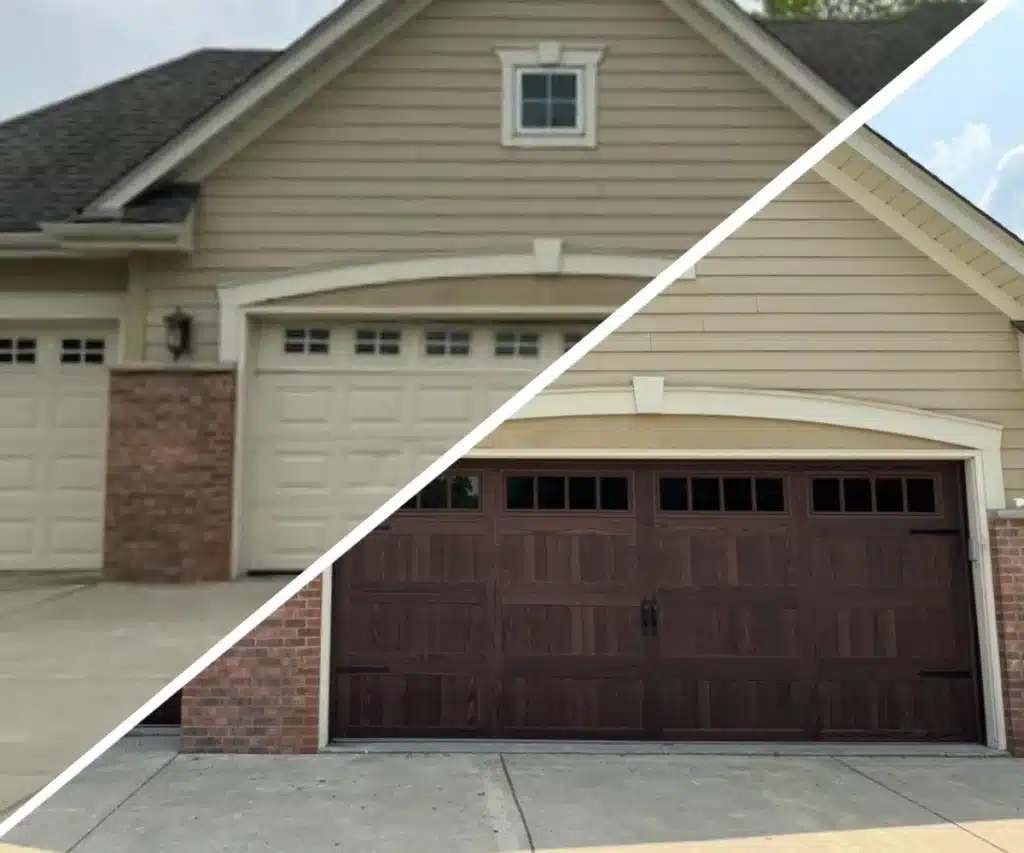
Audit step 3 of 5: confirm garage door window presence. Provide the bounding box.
[401,474,481,511]
[60,338,106,365]
[505,473,630,511]
[0,336,36,365]
[354,328,401,356]
[810,475,937,514]
[425,329,471,357]
[494,330,540,357]
[283,328,330,355]
[658,475,786,513]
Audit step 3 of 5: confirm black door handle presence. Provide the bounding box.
[640,598,651,636]
[650,597,659,636]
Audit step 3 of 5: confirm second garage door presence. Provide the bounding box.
[243,321,586,570]
[331,460,983,743]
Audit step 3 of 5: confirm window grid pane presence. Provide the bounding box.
[425,329,471,357]
[354,327,402,356]
[60,337,106,365]
[0,337,37,365]
[518,69,580,131]
[494,330,540,358]
[283,328,331,355]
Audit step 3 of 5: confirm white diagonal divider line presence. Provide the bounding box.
[0,0,1008,839]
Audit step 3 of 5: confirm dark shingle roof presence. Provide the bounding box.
[0,49,276,232]
[0,2,985,233]
[761,1,982,107]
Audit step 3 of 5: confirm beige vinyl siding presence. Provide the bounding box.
[547,180,1024,498]
[139,0,819,360]
[480,415,960,453]
[0,258,128,292]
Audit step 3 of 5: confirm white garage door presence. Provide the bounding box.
[0,327,116,571]
[243,320,585,571]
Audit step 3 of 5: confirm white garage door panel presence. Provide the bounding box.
[242,320,578,571]
[0,328,115,571]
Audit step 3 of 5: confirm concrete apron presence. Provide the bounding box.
[5,736,1024,853]
[0,574,290,814]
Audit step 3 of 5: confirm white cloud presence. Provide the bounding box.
[979,144,1024,235]
[926,121,994,190]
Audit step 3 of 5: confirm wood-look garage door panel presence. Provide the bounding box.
[333,513,497,736]
[331,460,982,743]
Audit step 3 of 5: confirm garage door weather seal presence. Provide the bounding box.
[0,0,1008,839]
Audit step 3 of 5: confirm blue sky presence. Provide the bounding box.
[873,0,1024,234]
[0,0,1021,235]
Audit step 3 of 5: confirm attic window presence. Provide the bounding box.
[496,42,604,148]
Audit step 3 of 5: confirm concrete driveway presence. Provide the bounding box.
[0,573,289,815]
[5,736,1023,853]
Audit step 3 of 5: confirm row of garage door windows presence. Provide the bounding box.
[0,336,106,365]
[401,472,941,516]
[284,326,589,357]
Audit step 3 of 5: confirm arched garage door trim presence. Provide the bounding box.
[216,244,696,362]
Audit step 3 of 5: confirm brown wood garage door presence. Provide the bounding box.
[330,460,983,742]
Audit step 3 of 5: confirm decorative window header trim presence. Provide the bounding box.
[495,42,606,149]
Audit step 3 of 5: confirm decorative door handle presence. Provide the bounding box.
[650,598,659,636]
[640,598,652,636]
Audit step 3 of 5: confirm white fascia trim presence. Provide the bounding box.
[816,161,1024,321]
[666,0,1024,278]
[38,218,195,254]
[511,383,1005,507]
[217,251,696,361]
[496,42,606,149]
[86,0,403,214]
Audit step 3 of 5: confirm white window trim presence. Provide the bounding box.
[496,42,605,149]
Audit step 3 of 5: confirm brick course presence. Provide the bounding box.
[104,367,236,583]
[990,513,1024,755]
[180,577,323,754]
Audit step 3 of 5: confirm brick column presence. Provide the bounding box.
[989,511,1024,755]
[180,577,323,754]
[104,366,236,583]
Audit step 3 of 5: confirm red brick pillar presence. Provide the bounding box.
[989,511,1024,755]
[104,366,236,583]
[180,577,323,754]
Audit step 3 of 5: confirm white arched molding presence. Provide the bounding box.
[507,381,1006,508]
[216,247,697,361]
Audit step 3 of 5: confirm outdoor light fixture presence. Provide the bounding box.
[163,307,193,361]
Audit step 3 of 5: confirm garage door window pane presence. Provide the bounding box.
[567,476,597,510]
[537,476,566,510]
[874,478,905,513]
[722,478,753,512]
[506,476,535,510]
[0,337,36,364]
[659,477,689,511]
[449,475,481,509]
[600,477,629,511]
[812,477,842,512]
[425,329,471,357]
[843,478,873,513]
[418,478,449,509]
[60,338,106,365]
[284,328,330,355]
[754,478,786,512]
[691,477,721,512]
[494,331,540,357]
[905,478,937,513]
[355,328,401,355]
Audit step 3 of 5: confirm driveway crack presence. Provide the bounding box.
[65,749,178,853]
[499,753,536,853]
[832,757,1011,853]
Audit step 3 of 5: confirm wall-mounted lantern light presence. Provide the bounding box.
[163,307,193,361]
